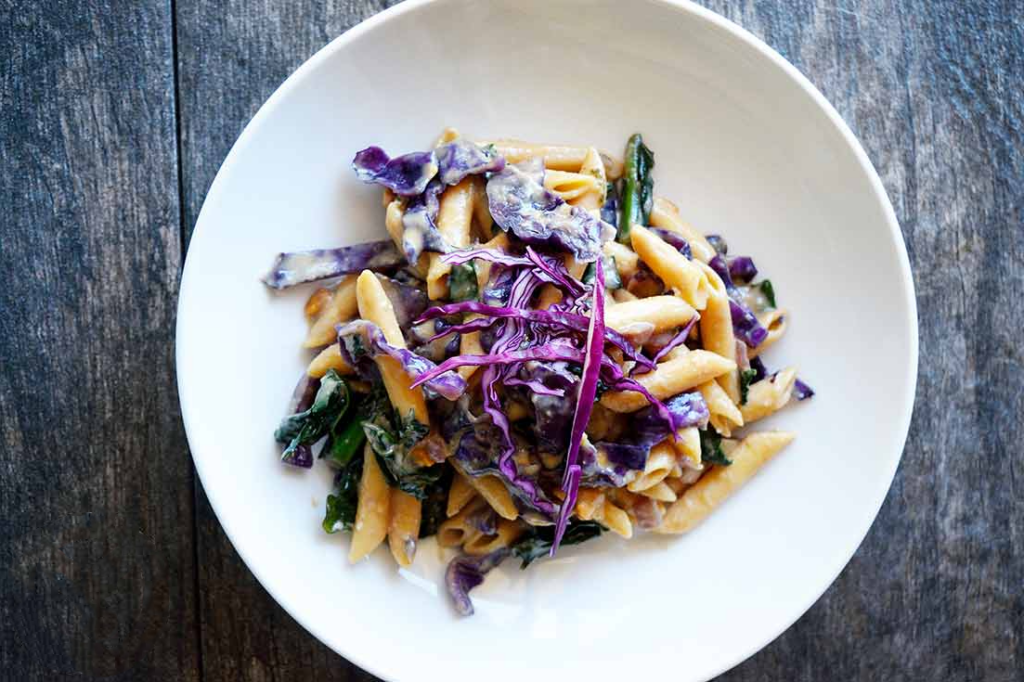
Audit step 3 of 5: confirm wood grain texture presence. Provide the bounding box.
[174,3,402,679]
[0,1,198,681]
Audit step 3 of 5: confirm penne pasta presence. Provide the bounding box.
[570,147,608,210]
[447,472,477,517]
[694,260,740,402]
[605,295,697,338]
[740,367,798,424]
[656,431,796,534]
[452,462,518,521]
[304,275,358,348]
[438,497,486,548]
[601,350,736,412]
[481,138,623,179]
[349,443,391,562]
[673,426,703,467]
[603,240,639,280]
[463,519,525,556]
[627,441,676,492]
[356,271,429,424]
[306,343,353,378]
[544,169,601,202]
[638,481,677,503]
[427,178,477,300]
[630,224,710,310]
[649,197,716,263]
[387,490,422,567]
[748,308,788,359]
[699,380,744,438]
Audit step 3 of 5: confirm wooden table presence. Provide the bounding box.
[2,1,1021,679]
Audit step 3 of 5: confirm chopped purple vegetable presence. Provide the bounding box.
[435,139,506,185]
[445,549,509,616]
[352,146,437,196]
[728,256,758,283]
[262,240,402,289]
[486,162,614,262]
[336,319,467,400]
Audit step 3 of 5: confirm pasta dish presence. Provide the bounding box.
[261,130,814,615]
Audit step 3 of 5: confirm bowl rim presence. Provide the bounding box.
[176,1,919,679]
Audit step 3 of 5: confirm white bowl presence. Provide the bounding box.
[176,1,917,680]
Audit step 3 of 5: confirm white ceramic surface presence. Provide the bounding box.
[176,1,918,680]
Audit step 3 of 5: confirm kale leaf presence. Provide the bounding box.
[510,520,605,569]
[699,427,732,467]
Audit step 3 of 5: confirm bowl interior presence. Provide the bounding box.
[177,1,916,680]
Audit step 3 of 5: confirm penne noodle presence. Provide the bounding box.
[638,481,677,503]
[304,275,358,348]
[427,178,477,300]
[601,500,633,539]
[699,380,744,438]
[574,488,604,521]
[631,224,710,310]
[649,197,716,263]
[740,367,798,424]
[656,431,796,534]
[695,260,740,402]
[627,441,676,492]
[603,240,639,281]
[447,472,477,517]
[481,138,623,179]
[605,295,697,338]
[307,343,353,378]
[452,462,518,521]
[463,519,525,556]
[673,426,703,467]
[434,127,461,146]
[544,169,601,202]
[748,308,788,359]
[438,497,486,548]
[570,147,608,210]
[601,350,736,412]
[356,271,429,424]
[387,490,422,567]
[612,288,639,303]
[384,197,406,252]
[349,443,391,562]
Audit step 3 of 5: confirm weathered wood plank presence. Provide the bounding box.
[0,1,199,680]
[175,2,402,678]
[174,0,1023,680]
[702,1,1024,680]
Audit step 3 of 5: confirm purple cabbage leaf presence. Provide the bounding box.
[262,240,402,290]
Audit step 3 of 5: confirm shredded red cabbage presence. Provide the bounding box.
[552,258,605,554]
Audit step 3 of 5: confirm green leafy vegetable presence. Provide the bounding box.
[617,133,655,243]
[323,414,365,468]
[322,453,363,534]
[739,368,758,406]
[448,262,479,302]
[510,520,605,569]
[699,428,732,467]
[758,279,776,309]
[274,370,350,461]
[418,468,453,538]
[582,254,621,290]
[360,389,438,499]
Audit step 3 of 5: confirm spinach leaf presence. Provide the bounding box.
[739,368,758,406]
[699,428,732,467]
[323,414,365,468]
[511,520,605,569]
[448,262,478,302]
[274,370,350,462]
[582,253,621,290]
[322,453,363,534]
[757,279,776,309]
[360,389,437,499]
[418,468,453,538]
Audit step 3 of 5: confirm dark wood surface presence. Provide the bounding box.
[2,0,1021,680]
